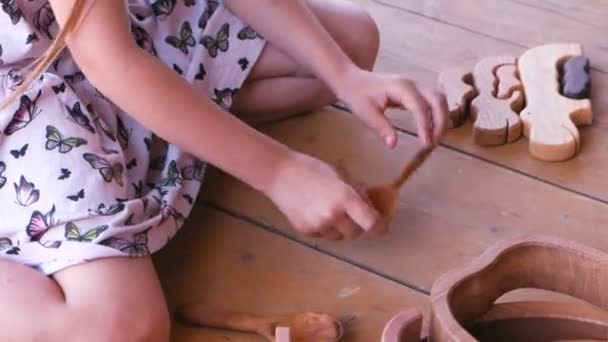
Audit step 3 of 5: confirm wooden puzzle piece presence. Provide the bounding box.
[275,327,291,342]
[470,56,524,146]
[518,43,593,161]
[495,64,523,101]
[438,67,476,128]
[562,56,591,99]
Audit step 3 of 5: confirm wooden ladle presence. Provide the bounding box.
[176,304,343,342]
[366,145,435,229]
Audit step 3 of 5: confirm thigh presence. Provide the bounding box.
[54,256,167,313]
[54,256,171,341]
[246,0,379,81]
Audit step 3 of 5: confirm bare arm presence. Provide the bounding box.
[48,0,292,193]
[225,0,447,147]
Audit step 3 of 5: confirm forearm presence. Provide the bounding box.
[83,47,291,192]
[225,0,355,91]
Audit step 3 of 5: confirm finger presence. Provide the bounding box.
[321,227,344,241]
[357,101,398,149]
[420,88,448,145]
[388,81,432,146]
[344,192,381,232]
[369,217,390,237]
[333,213,364,240]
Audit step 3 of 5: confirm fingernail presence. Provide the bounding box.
[384,134,395,147]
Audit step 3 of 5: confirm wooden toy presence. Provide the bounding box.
[175,304,343,342]
[469,301,608,341]
[381,308,423,342]
[470,56,524,146]
[562,56,591,99]
[430,234,608,341]
[381,235,608,341]
[438,67,476,128]
[275,327,292,342]
[518,43,593,161]
[366,145,435,234]
[495,64,523,101]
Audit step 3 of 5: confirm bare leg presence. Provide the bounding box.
[0,257,170,342]
[231,0,380,125]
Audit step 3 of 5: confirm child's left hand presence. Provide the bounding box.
[334,67,448,149]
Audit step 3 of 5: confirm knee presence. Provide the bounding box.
[63,304,171,342]
[342,4,380,71]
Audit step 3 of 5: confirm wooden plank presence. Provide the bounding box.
[200,107,608,291]
[153,206,429,341]
[372,0,608,72]
[346,0,608,202]
[505,0,608,29]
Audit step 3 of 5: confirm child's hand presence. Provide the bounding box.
[265,152,382,240]
[335,68,448,149]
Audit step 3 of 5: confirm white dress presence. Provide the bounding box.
[0,0,265,274]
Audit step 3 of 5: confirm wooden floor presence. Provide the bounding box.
[153,1,608,340]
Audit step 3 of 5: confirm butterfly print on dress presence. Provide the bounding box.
[237,26,262,40]
[101,229,151,257]
[0,238,20,255]
[89,202,125,216]
[0,162,6,189]
[152,0,176,20]
[165,21,195,54]
[67,189,85,202]
[10,143,27,159]
[201,22,229,58]
[65,222,108,242]
[132,26,157,57]
[14,175,40,207]
[26,205,56,241]
[1,0,22,25]
[83,153,124,186]
[5,90,42,135]
[34,3,55,39]
[65,102,95,134]
[46,125,88,154]
[198,0,218,30]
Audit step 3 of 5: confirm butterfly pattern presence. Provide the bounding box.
[0,0,265,274]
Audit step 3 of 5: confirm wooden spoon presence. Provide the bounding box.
[176,304,343,342]
[366,145,435,230]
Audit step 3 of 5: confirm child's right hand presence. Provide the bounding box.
[264,152,382,241]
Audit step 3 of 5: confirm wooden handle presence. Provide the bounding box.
[176,304,267,336]
[392,145,435,188]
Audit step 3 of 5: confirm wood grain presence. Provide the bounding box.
[437,67,475,128]
[470,56,523,146]
[201,107,608,292]
[153,206,429,342]
[350,0,608,201]
[495,64,522,100]
[518,43,593,161]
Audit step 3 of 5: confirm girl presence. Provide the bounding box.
[0,0,446,340]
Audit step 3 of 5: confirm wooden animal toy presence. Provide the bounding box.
[176,304,343,342]
[518,43,593,161]
[562,56,591,99]
[470,56,524,146]
[381,235,608,341]
[438,67,476,128]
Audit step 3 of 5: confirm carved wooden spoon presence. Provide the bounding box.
[366,145,435,232]
[176,304,343,342]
